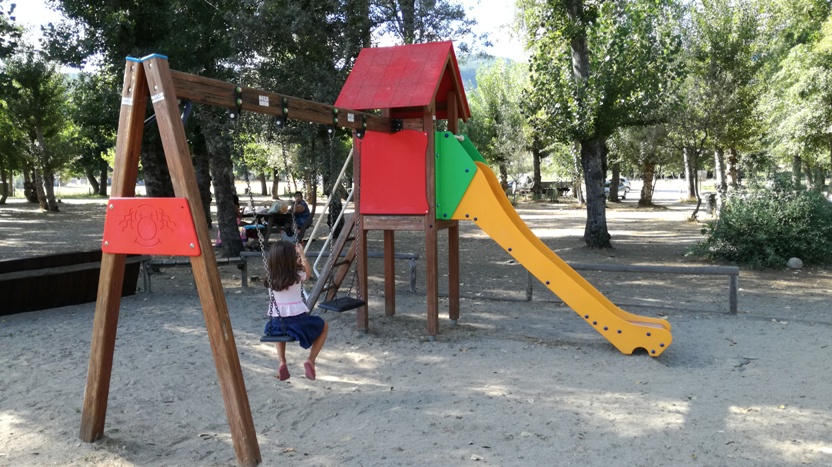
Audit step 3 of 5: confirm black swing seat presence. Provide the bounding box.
[260,334,295,343]
[318,296,365,313]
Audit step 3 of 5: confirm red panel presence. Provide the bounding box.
[360,130,429,215]
[102,198,201,256]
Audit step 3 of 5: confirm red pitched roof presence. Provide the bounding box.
[335,41,470,121]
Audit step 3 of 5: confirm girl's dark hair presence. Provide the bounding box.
[264,240,302,291]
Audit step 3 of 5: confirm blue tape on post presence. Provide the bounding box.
[126,56,142,63]
[140,53,169,62]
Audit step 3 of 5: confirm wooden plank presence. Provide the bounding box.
[0,256,149,281]
[384,230,396,316]
[81,59,148,443]
[568,263,739,276]
[362,215,425,231]
[144,57,260,467]
[170,70,391,133]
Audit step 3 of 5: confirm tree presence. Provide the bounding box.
[464,59,529,192]
[608,125,672,207]
[686,0,764,207]
[68,72,119,196]
[4,50,75,211]
[757,2,832,190]
[371,0,476,48]
[525,0,683,248]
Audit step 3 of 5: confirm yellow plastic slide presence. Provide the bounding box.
[451,162,672,356]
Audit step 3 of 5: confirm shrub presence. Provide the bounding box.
[689,183,832,268]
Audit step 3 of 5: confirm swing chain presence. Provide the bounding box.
[352,134,363,302]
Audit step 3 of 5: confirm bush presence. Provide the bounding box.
[689,184,832,268]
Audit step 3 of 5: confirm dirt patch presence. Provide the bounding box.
[1,191,831,466]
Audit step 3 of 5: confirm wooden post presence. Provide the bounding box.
[729,274,738,315]
[446,91,460,322]
[143,56,260,466]
[423,104,439,337]
[80,59,147,443]
[384,230,396,316]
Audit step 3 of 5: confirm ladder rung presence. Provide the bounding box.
[333,260,351,267]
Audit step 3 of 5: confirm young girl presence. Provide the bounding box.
[264,240,328,381]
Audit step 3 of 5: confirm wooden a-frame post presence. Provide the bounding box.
[80,55,261,466]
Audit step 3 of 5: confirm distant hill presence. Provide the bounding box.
[457,55,505,92]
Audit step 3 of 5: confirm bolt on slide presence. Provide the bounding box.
[435,132,672,357]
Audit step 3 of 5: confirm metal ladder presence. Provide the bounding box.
[305,214,358,310]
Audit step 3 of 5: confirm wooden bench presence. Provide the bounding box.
[142,256,248,293]
[523,263,740,314]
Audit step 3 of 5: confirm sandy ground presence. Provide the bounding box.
[2,179,832,466]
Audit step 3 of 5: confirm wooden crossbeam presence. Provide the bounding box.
[170,70,392,132]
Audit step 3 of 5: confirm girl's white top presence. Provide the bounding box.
[268,271,307,317]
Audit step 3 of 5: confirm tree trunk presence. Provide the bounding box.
[32,165,48,210]
[35,127,59,212]
[639,160,656,208]
[400,0,416,44]
[42,166,60,211]
[259,172,268,196]
[498,163,509,192]
[22,163,38,203]
[571,139,584,204]
[0,163,8,204]
[85,166,100,194]
[206,128,243,258]
[141,134,175,198]
[98,160,108,196]
[580,135,611,248]
[791,154,802,189]
[683,147,696,199]
[193,131,213,227]
[727,148,739,189]
[532,143,543,199]
[608,161,621,202]
[714,147,727,212]
[271,169,280,199]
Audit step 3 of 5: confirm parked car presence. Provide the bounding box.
[619,177,631,190]
[604,180,627,199]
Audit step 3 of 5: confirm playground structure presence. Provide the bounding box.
[83,42,672,467]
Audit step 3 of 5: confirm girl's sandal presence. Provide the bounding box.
[304,362,316,381]
[277,363,290,381]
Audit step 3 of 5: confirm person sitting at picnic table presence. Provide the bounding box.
[287,191,310,236]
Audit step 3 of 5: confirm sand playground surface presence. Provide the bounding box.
[1,183,832,466]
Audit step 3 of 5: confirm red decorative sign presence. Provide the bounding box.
[102,198,201,256]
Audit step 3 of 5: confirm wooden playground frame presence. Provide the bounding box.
[82,49,466,466]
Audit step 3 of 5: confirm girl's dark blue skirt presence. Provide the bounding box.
[264,313,325,349]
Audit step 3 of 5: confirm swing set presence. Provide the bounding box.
[85,42,478,467]
[84,53,390,466]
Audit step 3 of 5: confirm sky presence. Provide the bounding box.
[12,0,526,61]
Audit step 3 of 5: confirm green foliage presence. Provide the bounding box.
[526,0,683,143]
[690,182,832,268]
[463,58,529,184]
[0,1,20,60]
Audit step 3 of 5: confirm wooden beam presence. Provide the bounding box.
[81,59,148,443]
[169,70,392,133]
[144,57,261,467]
[363,215,426,231]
